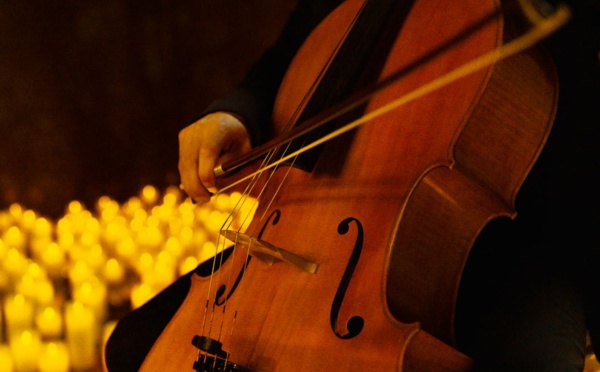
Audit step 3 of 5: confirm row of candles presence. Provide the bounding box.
[0,185,255,372]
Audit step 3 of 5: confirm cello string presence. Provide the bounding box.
[197,156,266,342]
[196,139,292,368]
[212,2,570,197]
[278,0,370,136]
[202,0,372,363]
[197,0,569,365]
[200,0,568,341]
[226,0,371,223]
[195,155,268,365]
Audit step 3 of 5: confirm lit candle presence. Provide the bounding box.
[0,344,14,372]
[30,236,53,262]
[17,263,51,305]
[4,294,34,340]
[150,261,175,292]
[179,203,196,227]
[15,274,37,301]
[137,225,163,253]
[2,226,25,251]
[72,277,107,323]
[135,252,154,275]
[122,196,142,218]
[8,203,23,222]
[141,185,159,207]
[0,238,6,261]
[32,217,53,238]
[179,225,197,254]
[199,241,219,262]
[179,256,199,276]
[20,209,37,233]
[65,301,97,370]
[38,342,70,372]
[214,193,232,212]
[68,261,93,287]
[34,279,55,307]
[164,236,183,260]
[56,218,73,241]
[81,243,106,272]
[0,273,7,293]
[2,248,28,283]
[9,330,41,372]
[39,242,66,277]
[206,210,227,233]
[35,306,63,340]
[115,235,137,262]
[156,204,175,225]
[103,258,125,285]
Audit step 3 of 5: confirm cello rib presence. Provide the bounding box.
[386,24,558,344]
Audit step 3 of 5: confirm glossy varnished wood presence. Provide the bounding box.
[107,0,558,370]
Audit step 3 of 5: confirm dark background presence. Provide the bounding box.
[0,0,297,219]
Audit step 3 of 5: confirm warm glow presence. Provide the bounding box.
[3,226,24,249]
[141,185,158,205]
[38,342,70,372]
[36,306,63,339]
[21,209,37,231]
[179,256,199,275]
[33,217,53,237]
[67,201,84,215]
[0,185,257,371]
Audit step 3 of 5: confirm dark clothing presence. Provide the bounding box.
[204,0,342,145]
[204,0,600,370]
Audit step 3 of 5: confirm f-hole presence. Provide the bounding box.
[330,217,365,339]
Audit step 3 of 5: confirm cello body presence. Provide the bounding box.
[105,0,558,370]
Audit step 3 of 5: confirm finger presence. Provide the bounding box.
[178,126,211,203]
[197,126,228,195]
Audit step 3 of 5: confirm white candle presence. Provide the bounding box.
[15,274,37,301]
[35,306,63,340]
[2,226,25,251]
[141,185,159,207]
[65,301,97,370]
[115,235,137,262]
[2,248,28,283]
[38,342,70,372]
[3,294,34,340]
[0,270,8,292]
[103,258,125,285]
[32,217,53,238]
[72,277,107,324]
[151,260,175,292]
[68,261,93,287]
[34,279,55,307]
[0,237,7,260]
[9,330,41,372]
[0,345,14,372]
[39,242,66,277]
[82,243,106,272]
[164,236,183,260]
[179,256,199,276]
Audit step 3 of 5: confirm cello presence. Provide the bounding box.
[105,0,568,370]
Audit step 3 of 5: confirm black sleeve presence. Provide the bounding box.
[202,0,343,145]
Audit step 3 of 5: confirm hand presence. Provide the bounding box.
[178,112,252,204]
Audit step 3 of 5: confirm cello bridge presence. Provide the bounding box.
[220,230,319,274]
